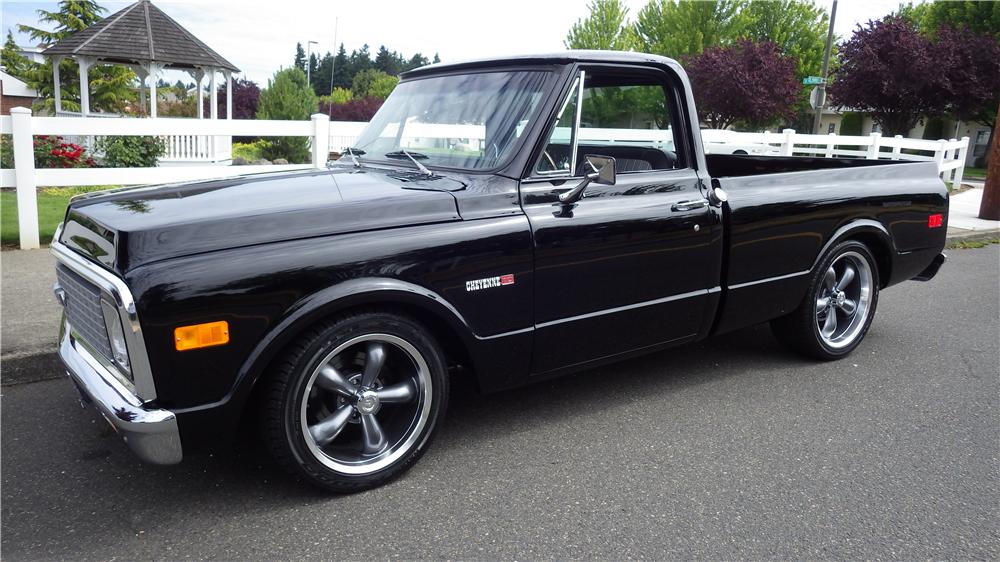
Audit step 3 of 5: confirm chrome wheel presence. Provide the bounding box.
[815,251,873,349]
[300,334,432,475]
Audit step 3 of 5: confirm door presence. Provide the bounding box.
[523,65,722,374]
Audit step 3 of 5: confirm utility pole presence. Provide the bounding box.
[812,0,838,134]
[306,40,318,85]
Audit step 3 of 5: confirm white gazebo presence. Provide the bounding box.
[43,0,239,119]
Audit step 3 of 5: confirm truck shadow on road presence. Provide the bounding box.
[2,322,820,550]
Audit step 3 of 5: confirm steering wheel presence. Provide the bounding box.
[542,149,558,171]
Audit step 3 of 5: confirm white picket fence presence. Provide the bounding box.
[1,108,970,250]
[1,107,333,249]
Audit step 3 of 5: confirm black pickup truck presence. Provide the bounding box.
[53,51,948,492]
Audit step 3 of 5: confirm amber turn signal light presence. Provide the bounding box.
[175,321,229,351]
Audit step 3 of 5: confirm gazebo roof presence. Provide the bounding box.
[43,0,239,72]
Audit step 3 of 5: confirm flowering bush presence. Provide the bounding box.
[33,135,97,168]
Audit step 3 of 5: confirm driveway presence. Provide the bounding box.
[2,246,998,560]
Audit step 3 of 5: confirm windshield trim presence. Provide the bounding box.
[351,68,559,176]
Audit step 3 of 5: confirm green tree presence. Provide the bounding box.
[635,0,744,57]
[2,31,31,78]
[352,69,398,99]
[321,87,353,106]
[564,0,638,50]
[16,0,136,114]
[736,0,829,78]
[256,67,318,163]
[293,42,306,71]
[901,1,1000,42]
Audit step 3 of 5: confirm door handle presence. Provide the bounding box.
[671,199,709,212]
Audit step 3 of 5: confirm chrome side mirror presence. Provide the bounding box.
[558,155,616,204]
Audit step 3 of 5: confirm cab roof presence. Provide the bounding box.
[401,50,682,79]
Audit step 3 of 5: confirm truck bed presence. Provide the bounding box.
[706,153,914,178]
[708,157,948,335]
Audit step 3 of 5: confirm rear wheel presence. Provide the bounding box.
[262,311,448,492]
[771,240,880,360]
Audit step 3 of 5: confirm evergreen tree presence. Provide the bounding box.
[256,67,318,163]
[313,52,334,96]
[404,53,430,72]
[1,31,31,78]
[17,0,105,43]
[16,0,136,114]
[293,42,306,71]
[332,44,351,89]
[432,53,441,64]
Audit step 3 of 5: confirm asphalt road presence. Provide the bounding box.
[2,246,998,560]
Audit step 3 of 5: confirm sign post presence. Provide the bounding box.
[812,0,838,134]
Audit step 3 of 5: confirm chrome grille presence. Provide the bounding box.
[56,264,114,362]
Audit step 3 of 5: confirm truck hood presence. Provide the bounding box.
[60,167,464,272]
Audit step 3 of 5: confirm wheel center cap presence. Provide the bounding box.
[835,292,846,306]
[355,390,380,415]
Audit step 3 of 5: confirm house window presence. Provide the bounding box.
[871,123,880,134]
[827,123,836,134]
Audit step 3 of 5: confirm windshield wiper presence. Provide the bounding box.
[385,150,433,176]
[343,147,365,168]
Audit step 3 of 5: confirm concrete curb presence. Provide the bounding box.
[946,229,1000,246]
[1,352,64,387]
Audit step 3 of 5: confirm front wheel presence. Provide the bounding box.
[771,240,880,360]
[261,312,448,493]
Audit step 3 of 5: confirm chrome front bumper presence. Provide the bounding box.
[59,319,183,465]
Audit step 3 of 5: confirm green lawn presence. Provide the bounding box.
[963,167,987,179]
[1,186,117,246]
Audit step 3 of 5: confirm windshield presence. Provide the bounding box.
[351,71,550,170]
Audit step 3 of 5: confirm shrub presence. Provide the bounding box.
[320,87,353,106]
[351,69,398,99]
[232,140,268,161]
[256,67,318,163]
[839,112,863,136]
[321,97,385,121]
[95,136,166,167]
[1,135,97,168]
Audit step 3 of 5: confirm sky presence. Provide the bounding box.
[2,0,913,85]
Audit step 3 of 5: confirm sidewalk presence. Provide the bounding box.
[1,248,62,384]
[946,186,1000,240]
[1,189,998,385]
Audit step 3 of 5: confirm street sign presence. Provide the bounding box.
[803,76,826,85]
[809,86,826,109]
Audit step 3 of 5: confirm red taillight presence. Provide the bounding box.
[928,213,943,228]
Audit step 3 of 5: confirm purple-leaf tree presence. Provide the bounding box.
[828,16,948,136]
[204,78,261,120]
[683,39,800,131]
[934,26,1000,127]
[320,97,385,121]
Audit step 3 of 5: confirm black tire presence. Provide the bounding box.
[261,311,448,493]
[771,240,880,360]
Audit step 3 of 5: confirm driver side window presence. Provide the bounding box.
[534,69,682,176]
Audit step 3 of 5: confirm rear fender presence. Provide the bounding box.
[811,219,895,287]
